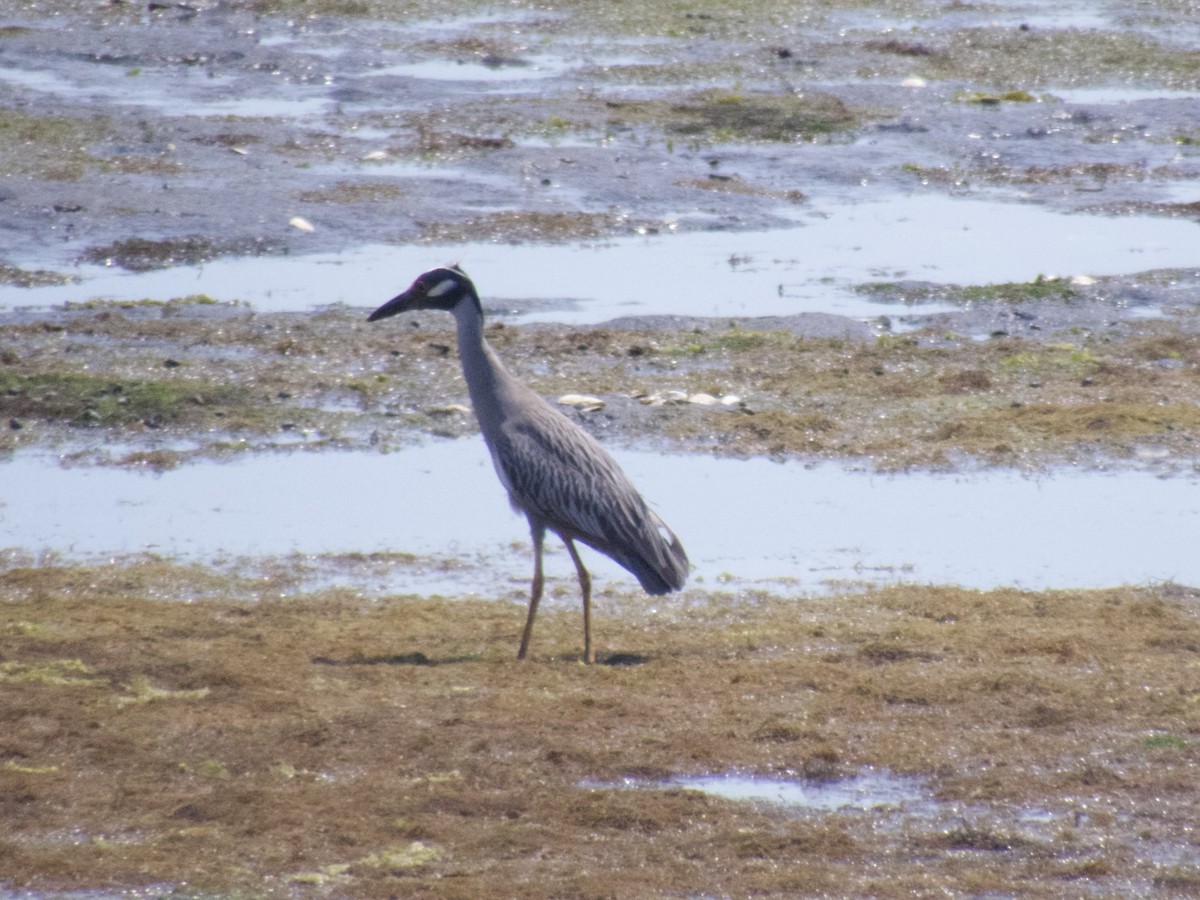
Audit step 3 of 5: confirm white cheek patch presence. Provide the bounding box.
[427,278,456,298]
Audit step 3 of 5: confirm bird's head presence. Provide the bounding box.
[367,265,478,322]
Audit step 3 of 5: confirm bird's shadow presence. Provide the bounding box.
[547,651,653,667]
[311,651,653,667]
[311,651,471,667]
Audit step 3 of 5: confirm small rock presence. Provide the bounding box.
[557,393,605,412]
[637,390,690,406]
[289,216,316,233]
[428,404,471,416]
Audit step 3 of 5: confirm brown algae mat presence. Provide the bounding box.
[3,561,1200,896]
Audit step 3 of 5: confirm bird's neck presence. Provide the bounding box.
[451,296,514,435]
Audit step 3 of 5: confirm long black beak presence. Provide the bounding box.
[367,289,415,323]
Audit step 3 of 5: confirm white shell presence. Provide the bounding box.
[557,394,606,412]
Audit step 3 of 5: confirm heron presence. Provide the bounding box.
[368,265,688,664]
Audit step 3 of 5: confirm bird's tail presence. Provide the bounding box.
[609,513,689,595]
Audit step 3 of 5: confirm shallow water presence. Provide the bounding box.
[1050,86,1200,105]
[3,439,1197,596]
[657,770,926,812]
[375,58,567,83]
[835,6,1113,33]
[0,64,337,120]
[4,195,1197,325]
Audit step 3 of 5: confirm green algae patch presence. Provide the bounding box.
[0,109,111,181]
[61,294,225,312]
[248,0,375,15]
[960,277,1078,304]
[655,325,793,357]
[608,90,860,144]
[3,558,1200,895]
[285,841,443,888]
[357,840,443,871]
[671,90,857,142]
[678,174,807,204]
[0,372,253,429]
[922,28,1200,91]
[857,276,1080,305]
[3,761,59,775]
[297,181,408,204]
[115,674,211,708]
[997,344,1100,376]
[0,264,77,289]
[900,159,1186,190]
[955,90,1039,104]
[81,236,279,272]
[0,658,103,687]
[417,210,648,243]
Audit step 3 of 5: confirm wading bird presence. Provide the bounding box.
[368,266,688,663]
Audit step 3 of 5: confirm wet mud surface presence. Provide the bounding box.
[0,0,1198,276]
[3,0,1200,896]
[3,293,1200,475]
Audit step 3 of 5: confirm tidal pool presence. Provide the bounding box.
[3,438,1196,596]
[1050,86,1200,105]
[0,65,337,120]
[656,770,927,813]
[375,58,567,83]
[4,194,1198,326]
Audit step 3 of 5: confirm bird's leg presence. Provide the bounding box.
[517,523,546,660]
[564,538,594,665]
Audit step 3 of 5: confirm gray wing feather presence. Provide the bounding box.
[489,397,687,593]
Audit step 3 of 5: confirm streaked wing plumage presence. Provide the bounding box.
[492,397,687,593]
